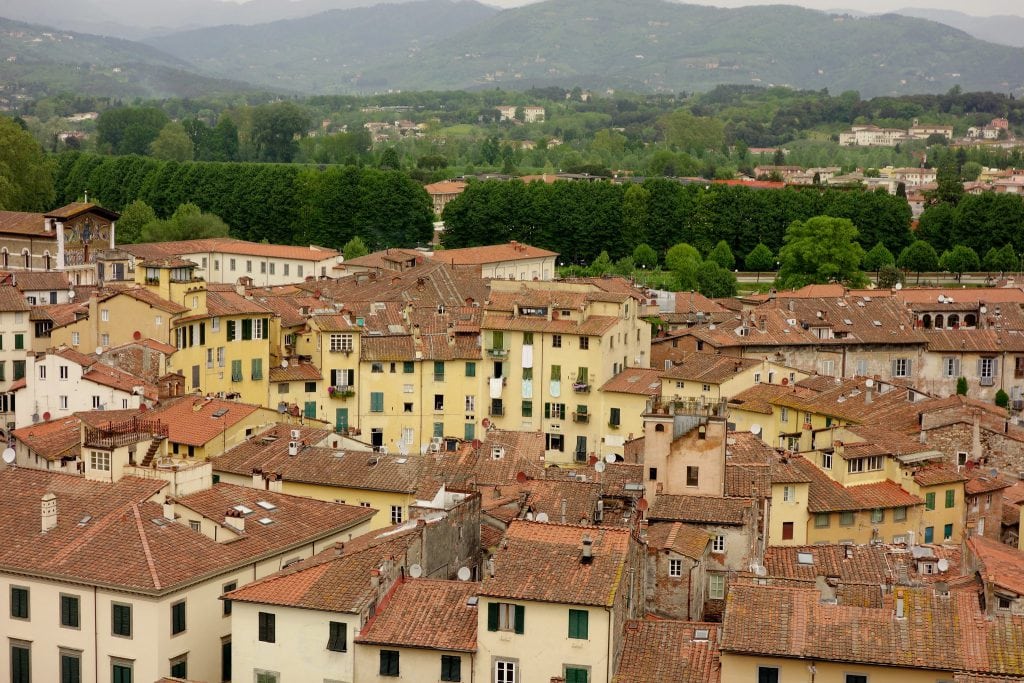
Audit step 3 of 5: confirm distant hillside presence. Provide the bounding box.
[144,0,1024,97]
[146,0,501,93]
[894,8,1024,48]
[0,18,270,101]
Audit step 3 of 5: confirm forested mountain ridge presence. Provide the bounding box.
[144,0,1024,97]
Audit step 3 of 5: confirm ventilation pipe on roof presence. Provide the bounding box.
[163,497,175,521]
[581,535,594,564]
[895,590,905,619]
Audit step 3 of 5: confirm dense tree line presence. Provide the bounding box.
[441,178,912,267]
[53,152,433,249]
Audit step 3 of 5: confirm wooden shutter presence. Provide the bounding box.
[227,319,236,341]
[242,318,253,340]
[514,604,525,634]
[487,602,499,631]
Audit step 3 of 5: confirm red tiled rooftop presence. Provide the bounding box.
[356,579,479,651]
[431,241,556,265]
[615,620,721,683]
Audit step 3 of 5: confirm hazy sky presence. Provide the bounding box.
[478,0,1022,14]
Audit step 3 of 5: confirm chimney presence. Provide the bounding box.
[267,472,284,493]
[251,468,263,488]
[895,590,905,619]
[334,541,345,557]
[370,568,381,590]
[163,496,175,521]
[788,299,795,313]
[581,535,594,564]
[43,218,53,233]
[41,492,57,532]
[224,508,245,532]
[864,386,872,404]
[560,498,568,524]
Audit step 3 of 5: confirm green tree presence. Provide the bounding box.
[897,240,939,284]
[995,389,1010,409]
[706,240,736,270]
[983,243,1019,275]
[938,245,980,282]
[744,243,775,283]
[140,203,230,242]
[251,102,309,163]
[962,161,983,182]
[863,242,895,274]
[665,243,702,290]
[116,199,157,244]
[696,260,738,298]
[343,236,370,260]
[876,264,904,289]
[95,107,169,155]
[956,376,968,396]
[621,184,650,250]
[379,147,401,170]
[149,122,194,162]
[657,110,725,153]
[632,243,658,269]
[588,250,613,276]
[775,216,868,289]
[0,116,54,210]
[929,160,964,207]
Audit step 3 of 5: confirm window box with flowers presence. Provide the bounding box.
[328,386,355,399]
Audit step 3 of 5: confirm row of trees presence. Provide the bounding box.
[441,178,913,266]
[53,152,433,249]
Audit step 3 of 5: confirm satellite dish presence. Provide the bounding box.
[457,566,471,581]
[937,558,950,572]
[752,563,768,577]
[535,512,549,523]
[95,346,103,355]
[409,564,423,579]
[132,330,141,340]
[281,359,289,368]
[750,424,762,435]
[865,378,874,388]
[515,471,528,483]
[604,453,616,463]
[481,418,491,428]
[895,282,903,290]
[595,461,607,473]
[637,498,650,512]
[42,412,51,421]
[67,289,75,300]
[2,448,15,464]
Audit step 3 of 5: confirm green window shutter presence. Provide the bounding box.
[945,489,955,508]
[514,604,525,634]
[433,422,443,438]
[544,402,551,418]
[199,322,206,346]
[610,407,621,426]
[577,367,588,383]
[242,318,252,340]
[566,668,588,683]
[231,360,242,382]
[551,364,561,380]
[304,401,316,419]
[487,602,499,631]
[522,401,532,417]
[434,361,445,376]
[251,358,262,380]
[926,492,935,510]
[465,362,476,377]
[464,423,475,441]
[263,318,270,338]
[403,361,414,373]
[371,392,384,412]
[227,319,236,340]
[14,333,24,350]
[492,331,504,349]
[569,609,588,639]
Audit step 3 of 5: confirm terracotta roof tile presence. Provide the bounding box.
[124,237,337,262]
[646,522,711,559]
[356,579,478,651]
[763,544,898,586]
[269,363,322,382]
[147,396,262,446]
[648,495,753,525]
[967,535,1024,597]
[480,520,631,607]
[432,242,556,265]
[0,284,31,312]
[615,620,721,683]
[11,416,81,460]
[913,463,970,487]
[2,270,71,292]
[661,353,762,384]
[0,210,52,236]
[600,367,663,396]
[428,430,546,487]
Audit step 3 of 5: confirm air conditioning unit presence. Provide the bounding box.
[288,441,299,456]
[290,429,301,440]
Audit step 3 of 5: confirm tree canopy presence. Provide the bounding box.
[775,216,868,289]
[0,116,54,211]
[897,240,939,283]
[140,203,230,242]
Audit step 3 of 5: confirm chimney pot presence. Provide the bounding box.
[41,492,57,533]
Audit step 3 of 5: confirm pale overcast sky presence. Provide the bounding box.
[471,0,1021,16]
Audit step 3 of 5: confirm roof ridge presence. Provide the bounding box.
[132,503,162,590]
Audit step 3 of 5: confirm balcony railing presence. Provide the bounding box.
[573,382,591,393]
[489,405,505,417]
[84,417,169,449]
[328,385,355,399]
[487,347,510,358]
[572,411,590,423]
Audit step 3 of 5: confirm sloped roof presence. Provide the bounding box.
[648,495,753,525]
[432,242,556,265]
[123,237,337,262]
[646,522,711,560]
[146,396,262,446]
[355,579,478,651]
[11,417,81,460]
[615,620,721,683]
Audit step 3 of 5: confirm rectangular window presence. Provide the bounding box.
[372,362,384,373]
[669,558,683,577]
[926,491,936,510]
[370,392,384,413]
[780,406,789,422]
[846,675,868,683]
[815,513,830,528]
[568,608,589,639]
[552,334,562,348]
[496,661,516,683]
[565,668,588,683]
[893,358,910,378]
[522,400,532,417]
[487,602,525,634]
[39,364,46,380]
[379,650,400,677]
[465,361,476,377]
[222,582,236,616]
[60,650,81,683]
[258,611,276,642]
[943,357,959,377]
[944,523,953,541]
[72,332,81,346]
[112,603,132,637]
[441,654,461,682]
[251,358,263,380]
[579,336,589,350]
[686,466,699,487]
[10,642,30,683]
[231,359,242,382]
[112,661,133,683]
[840,511,855,526]
[434,360,445,381]
[327,621,347,652]
[171,600,186,635]
[708,574,725,599]
[13,360,25,380]
[782,522,794,540]
[391,505,404,525]
[435,394,445,411]
[712,534,725,552]
[758,667,780,683]
[783,485,795,502]
[848,458,865,474]
[871,508,884,523]
[14,333,24,350]
[10,586,28,619]
[169,655,187,678]
[945,489,955,508]
[60,594,80,628]
[609,407,621,427]
[893,506,907,522]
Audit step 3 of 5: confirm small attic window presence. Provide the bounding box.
[797,552,814,565]
[257,517,274,525]
[693,628,710,641]
[212,408,229,418]
[256,500,276,510]
[233,505,253,515]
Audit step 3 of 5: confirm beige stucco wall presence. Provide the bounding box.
[354,643,474,683]
[720,652,954,683]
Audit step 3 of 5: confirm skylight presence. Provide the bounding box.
[233,504,253,515]
[797,552,814,565]
[255,500,277,510]
[258,517,274,525]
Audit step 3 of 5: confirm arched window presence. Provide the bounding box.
[948,314,961,329]
[921,314,932,329]
[935,314,945,329]
[964,313,977,328]
[22,251,30,269]
[43,252,51,271]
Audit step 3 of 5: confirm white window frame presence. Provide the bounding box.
[495,660,516,683]
[708,574,725,600]
[893,358,909,378]
[712,534,725,553]
[822,451,833,469]
[783,485,795,502]
[90,450,110,471]
[980,357,995,379]
[668,558,682,577]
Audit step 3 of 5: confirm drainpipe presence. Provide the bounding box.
[688,561,698,620]
[605,605,614,683]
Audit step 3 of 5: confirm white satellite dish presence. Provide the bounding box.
[409,563,423,579]
[457,566,472,581]
[895,282,903,290]
[750,424,762,435]
[535,512,549,523]
[281,359,289,368]
[95,346,103,355]
[937,558,950,573]
[595,461,607,473]
[604,453,616,463]
[1,448,14,464]
[67,289,75,300]
[865,378,874,388]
